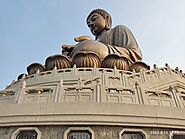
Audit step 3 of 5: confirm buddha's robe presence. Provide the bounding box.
[97,25,142,63]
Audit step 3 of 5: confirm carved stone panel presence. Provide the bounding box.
[105,88,136,104]
[145,90,174,107]
[63,87,95,102]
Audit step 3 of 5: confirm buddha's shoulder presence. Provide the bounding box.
[112,25,130,31]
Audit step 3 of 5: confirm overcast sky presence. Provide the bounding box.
[0,0,185,90]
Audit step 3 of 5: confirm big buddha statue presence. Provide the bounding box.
[61,9,148,71]
[27,9,149,76]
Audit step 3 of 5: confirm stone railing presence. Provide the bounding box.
[0,81,185,109]
[0,65,184,107]
[142,64,184,83]
[5,64,184,88]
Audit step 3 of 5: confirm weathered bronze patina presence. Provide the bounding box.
[61,9,148,71]
[86,9,142,64]
[27,9,149,73]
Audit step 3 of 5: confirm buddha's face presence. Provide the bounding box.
[87,13,106,36]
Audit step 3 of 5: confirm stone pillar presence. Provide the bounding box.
[15,81,26,104]
[55,79,64,102]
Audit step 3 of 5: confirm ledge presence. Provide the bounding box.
[0,102,185,129]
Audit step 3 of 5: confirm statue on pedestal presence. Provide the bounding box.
[62,9,148,71]
[26,9,149,76]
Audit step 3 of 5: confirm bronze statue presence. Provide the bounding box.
[61,9,148,71]
[86,9,142,63]
[23,9,149,78]
[26,9,150,78]
[25,8,149,75]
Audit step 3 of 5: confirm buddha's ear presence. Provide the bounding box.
[105,14,111,30]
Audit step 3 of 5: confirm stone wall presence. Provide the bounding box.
[1,66,185,108]
[1,125,185,139]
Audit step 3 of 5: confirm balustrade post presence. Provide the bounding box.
[54,79,64,102]
[16,81,26,104]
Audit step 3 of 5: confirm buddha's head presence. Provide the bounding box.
[86,9,112,37]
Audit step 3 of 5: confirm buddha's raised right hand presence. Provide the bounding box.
[74,36,92,42]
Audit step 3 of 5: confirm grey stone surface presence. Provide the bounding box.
[1,126,185,139]
[0,66,185,139]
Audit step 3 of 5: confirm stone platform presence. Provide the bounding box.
[0,65,185,139]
